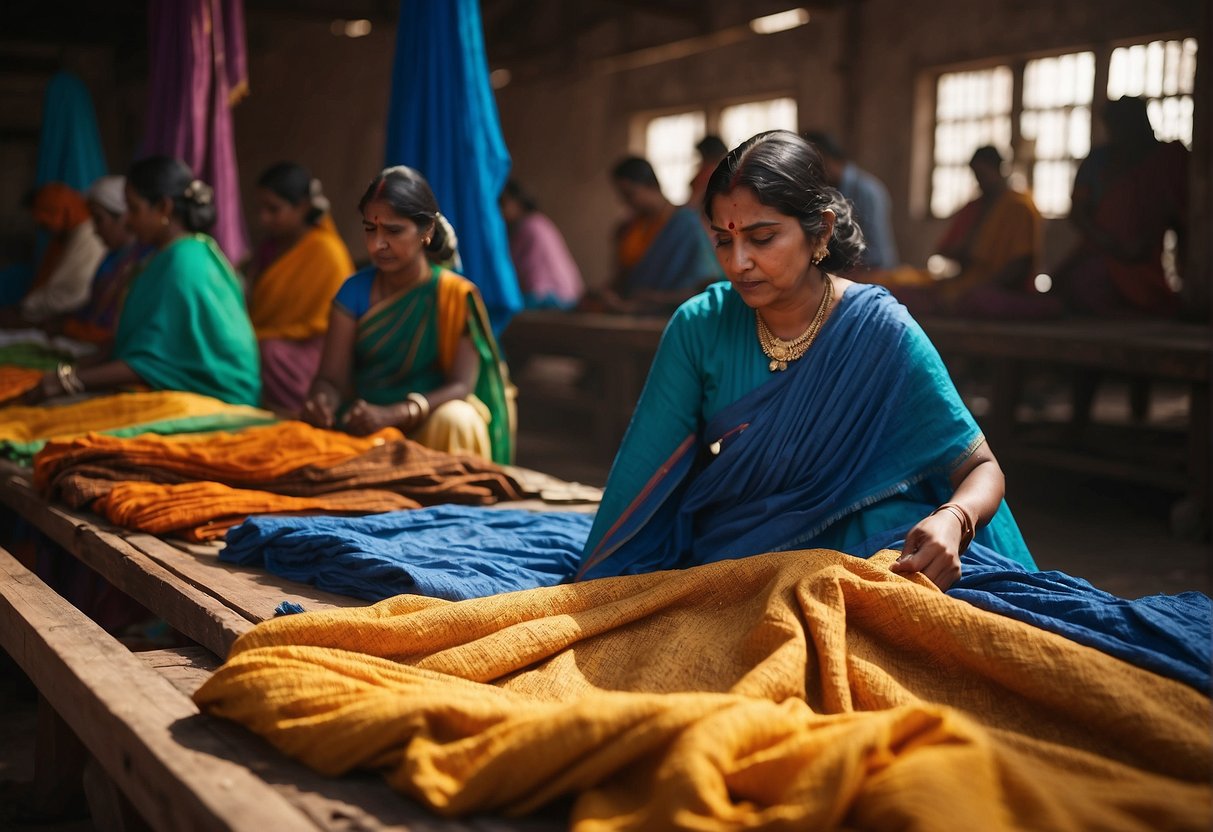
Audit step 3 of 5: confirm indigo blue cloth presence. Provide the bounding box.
[385,0,521,334]
[222,506,593,602]
[579,284,1032,580]
[951,543,1212,693]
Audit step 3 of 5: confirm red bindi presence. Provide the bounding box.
[727,222,735,230]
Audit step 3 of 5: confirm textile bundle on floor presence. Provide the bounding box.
[222,506,594,600]
[34,421,524,538]
[0,391,274,463]
[195,549,1211,831]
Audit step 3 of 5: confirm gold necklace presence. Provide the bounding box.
[755,276,834,372]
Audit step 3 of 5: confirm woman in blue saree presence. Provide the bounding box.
[580,130,1032,589]
[577,132,1210,689]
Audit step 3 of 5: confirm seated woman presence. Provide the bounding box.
[0,183,106,327]
[874,146,1060,320]
[582,157,723,315]
[301,165,512,464]
[499,179,584,309]
[580,131,1034,588]
[248,162,354,414]
[10,157,260,407]
[1058,96,1187,318]
[53,175,148,344]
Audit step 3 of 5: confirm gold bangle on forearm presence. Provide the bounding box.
[931,502,975,552]
[405,392,430,421]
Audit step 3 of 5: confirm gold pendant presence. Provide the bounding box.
[769,359,787,372]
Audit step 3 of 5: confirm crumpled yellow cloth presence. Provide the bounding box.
[195,550,1212,831]
[0,390,270,444]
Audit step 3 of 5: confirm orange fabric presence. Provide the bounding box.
[0,366,44,402]
[33,421,401,494]
[29,183,92,293]
[249,216,355,341]
[435,269,471,373]
[35,421,524,538]
[616,215,667,271]
[92,480,418,541]
[31,183,91,234]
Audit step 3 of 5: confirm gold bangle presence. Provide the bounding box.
[405,392,430,421]
[932,502,975,552]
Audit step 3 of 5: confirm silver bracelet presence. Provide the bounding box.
[405,392,430,421]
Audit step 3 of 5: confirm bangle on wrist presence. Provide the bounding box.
[55,362,85,396]
[931,502,975,553]
[405,392,430,422]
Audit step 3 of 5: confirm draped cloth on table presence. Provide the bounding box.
[194,549,1212,831]
[142,0,250,264]
[385,0,521,333]
[222,506,593,600]
[32,421,523,539]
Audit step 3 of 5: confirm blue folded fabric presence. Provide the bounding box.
[951,543,1212,693]
[222,506,593,602]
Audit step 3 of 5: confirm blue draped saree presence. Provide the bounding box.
[579,282,1034,579]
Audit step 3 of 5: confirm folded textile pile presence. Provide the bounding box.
[195,549,1212,831]
[0,390,274,459]
[96,481,419,541]
[0,366,45,403]
[222,506,594,599]
[35,421,524,538]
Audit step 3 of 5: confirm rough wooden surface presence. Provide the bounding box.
[0,547,323,832]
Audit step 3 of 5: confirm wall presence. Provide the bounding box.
[495,0,1205,299]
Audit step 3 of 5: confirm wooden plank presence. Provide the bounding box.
[123,532,366,626]
[0,469,250,656]
[135,648,566,831]
[0,547,323,832]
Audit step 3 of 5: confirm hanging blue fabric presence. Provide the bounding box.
[1,72,109,305]
[384,0,522,334]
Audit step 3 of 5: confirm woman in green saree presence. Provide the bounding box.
[301,166,512,464]
[10,156,260,407]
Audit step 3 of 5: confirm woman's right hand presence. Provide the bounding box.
[301,391,337,428]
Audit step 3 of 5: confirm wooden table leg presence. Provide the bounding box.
[1171,381,1211,540]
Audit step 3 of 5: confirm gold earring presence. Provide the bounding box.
[812,250,826,265]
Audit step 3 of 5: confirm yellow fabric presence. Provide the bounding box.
[410,396,492,461]
[0,391,270,444]
[952,189,1041,296]
[250,216,355,341]
[0,366,45,403]
[195,550,1211,831]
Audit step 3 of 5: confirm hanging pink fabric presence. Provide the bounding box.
[142,0,250,265]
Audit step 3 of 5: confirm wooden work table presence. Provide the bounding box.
[0,459,582,830]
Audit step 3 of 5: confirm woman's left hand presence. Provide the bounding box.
[13,373,60,407]
[340,399,400,435]
[890,511,964,590]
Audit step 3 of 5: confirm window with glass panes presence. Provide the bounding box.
[1107,38,1197,147]
[643,111,706,205]
[1020,52,1095,218]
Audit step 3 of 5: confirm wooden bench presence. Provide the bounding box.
[502,310,665,459]
[919,317,1211,537]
